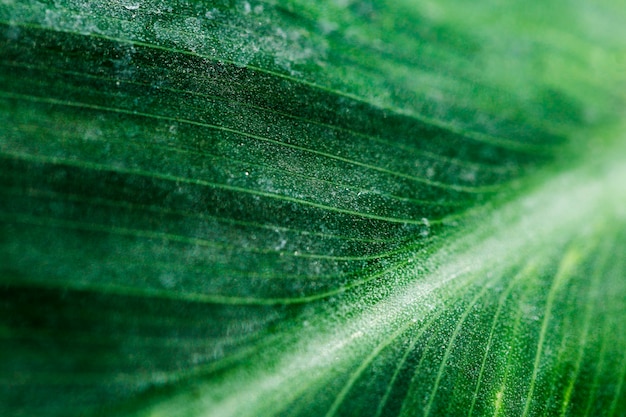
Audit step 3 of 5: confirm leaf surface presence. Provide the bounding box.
[1,0,625,416]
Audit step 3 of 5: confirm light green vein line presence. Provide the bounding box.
[0,185,428,254]
[0,20,558,154]
[581,235,621,417]
[521,245,585,417]
[1,261,398,302]
[467,263,535,417]
[325,310,438,417]
[1,240,370,282]
[396,283,488,417]
[15,140,465,212]
[1,93,472,208]
[607,232,626,417]
[0,211,220,247]
[0,150,444,226]
[0,234,419,306]
[325,280,476,417]
[2,116,471,209]
[559,233,611,417]
[0,91,498,194]
[1,179,440,260]
[398,326,443,416]
[423,283,494,417]
[372,280,477,417]
[1,121,468,212]
[0,186,403,245]
[1,220,410,282]
[540,317,572,417]
[0,61,513,175]
[492,278,532,417]
[131,143,469,208]
[608,345,626,417]
[372,332,422,417]
[375,264,504,417]
[581,311,609,417]
[0,216,399,282]
[0,210,411,262]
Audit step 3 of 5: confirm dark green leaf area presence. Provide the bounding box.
[0,219,412,300]
[0,285,305,417]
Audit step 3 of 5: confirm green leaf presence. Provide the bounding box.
[1,0,625,416]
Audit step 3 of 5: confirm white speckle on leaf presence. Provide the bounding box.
[205,8,219,19]
[319,20,339,35]
[275,238,287,251]
[123,3,141,10]
[158,273,177,289]
[460,168,477,182]
[275,27,287,39]
[43,9,60,27]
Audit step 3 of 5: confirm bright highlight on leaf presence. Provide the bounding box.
[1,0,625,416]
